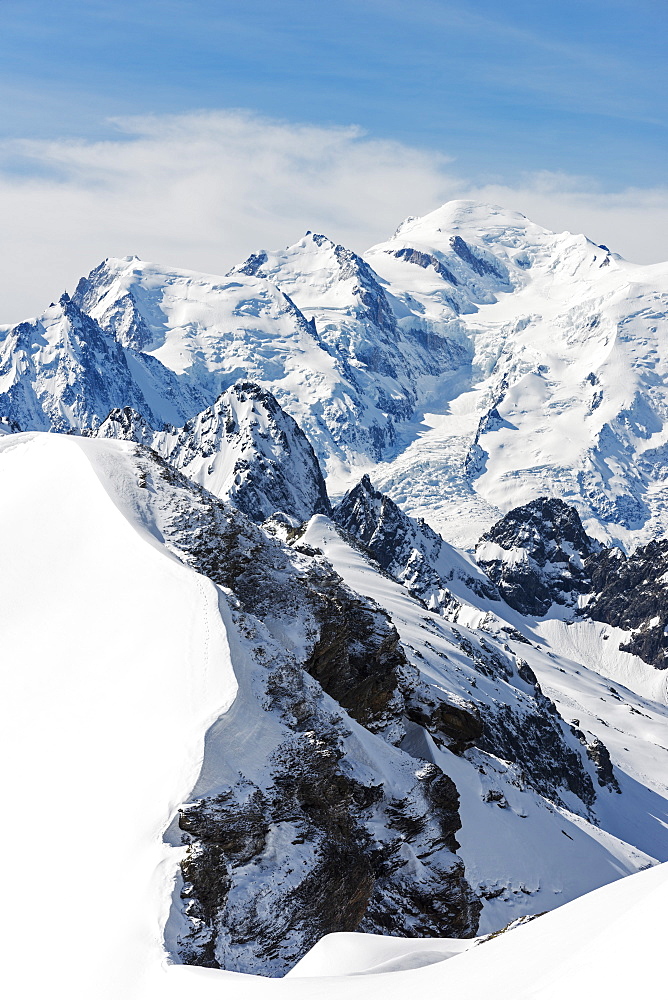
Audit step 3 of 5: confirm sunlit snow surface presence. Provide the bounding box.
[50,200,668,550]
[1,433,667,997]
[0,433,236,998]
[365,202,668,549]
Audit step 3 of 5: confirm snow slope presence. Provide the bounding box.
[277,862,668,997]
[0,432,236,999]
[136,863,668,996]
[300,517,667,927]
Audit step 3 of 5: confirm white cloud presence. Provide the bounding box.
[0,109,666,323]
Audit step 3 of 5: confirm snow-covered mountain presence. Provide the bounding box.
[3,430,666,990]
[366,201,668,549]
[0,292,203,432]
[2,200,668,994]
[68,250,464,478]
[97,381,331,524]
[5,199,668,550]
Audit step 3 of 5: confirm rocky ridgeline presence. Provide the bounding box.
[474,496,668,668]
[333,474,499,614]
[97,381,331,524]
[131,448,480,974]
[120,448,605,975]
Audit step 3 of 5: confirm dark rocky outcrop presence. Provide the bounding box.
[585,737,621,793]
[448,631,596,809]
[449,235,507,280]
[95,405,157,445]
[477,495,668,669]
[476,497,600,616]
[334,475,499,611]
[304,593,408,732]
[177,735,480,974]
[477,703,596,808]
[391,247,460,287]
[131,448,479,974]
[585,539,668,668]
[406,697,483,755]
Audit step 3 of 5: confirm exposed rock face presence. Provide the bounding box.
[334,475,499,613]
[303,592,408,733]
[333,482,599,803]
[585,539,668,667]
[130,448,479,975]
[334,475,443,596]
[476,497,600,616]
[449,234,508,280]
[176,729,478,975]
[405,695,483,756]
[476,496,668,670]
[448,633,596,809]
[391,247,460,290]
[586,737,621,793]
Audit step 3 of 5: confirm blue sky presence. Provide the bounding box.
[1,0,665,188]
[1,1,667,320]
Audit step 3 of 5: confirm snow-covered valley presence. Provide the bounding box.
[1,201,667,996]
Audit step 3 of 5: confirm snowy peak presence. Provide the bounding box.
[0,292,172,433]
[334,473,444,578]
[366,199,621,327]
[73,256,158,351]
[157,381,331,523]
[233,229,399,337]
[393,200,543,244]
[231,231,469,436]
[72,253,319,371]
